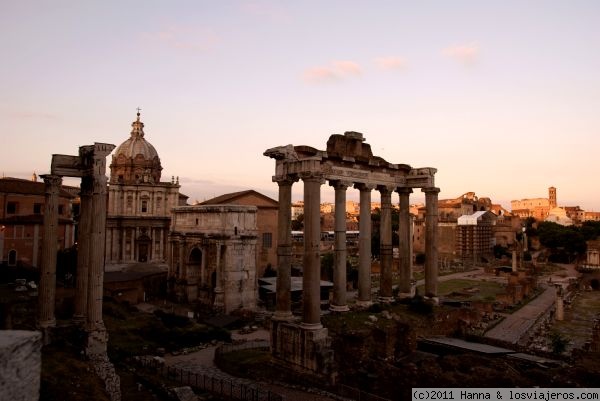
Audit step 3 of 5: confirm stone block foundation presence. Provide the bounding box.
[270,320,335,381]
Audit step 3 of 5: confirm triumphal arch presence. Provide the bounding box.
[264,131,440,377]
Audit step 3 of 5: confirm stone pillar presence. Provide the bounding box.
[214,242,224,309]
[73,176,92,323]
[301,173,323,329]
[512,250,517,272]
[379,186,394,302]
[397,188,413,298]
[330,180,350,312]
[38,174,62,330]
[274,178,295,321]
[356,183,374,307]
[86,143,115,353]
[423,187,440,300]
[178,238,186,279]
[555,284,564,321]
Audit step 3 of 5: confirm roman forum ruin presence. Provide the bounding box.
[38,142,115,354]
[264,131,440,377]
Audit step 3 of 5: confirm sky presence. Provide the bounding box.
[1,1,599,211]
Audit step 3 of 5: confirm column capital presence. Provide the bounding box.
[40,174,62,188]
[422,187,440,195]
[354,182,376,192]
[329,179,352,190]
[396,187,413,195]
[299,171,324,183]
[274,175,299,186]
[377,185,396,195]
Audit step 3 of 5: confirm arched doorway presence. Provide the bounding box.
[8,250,17,266]
[188,248,202,280]
[137,235,151,262]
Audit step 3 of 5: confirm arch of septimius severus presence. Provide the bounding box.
[264,131,439,376]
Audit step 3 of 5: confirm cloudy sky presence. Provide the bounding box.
[2,1,599,210]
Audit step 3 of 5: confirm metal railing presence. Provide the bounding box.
[137,356,283,401]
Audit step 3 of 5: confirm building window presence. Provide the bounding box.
[262,232,273,248]
[8,250,17,266]
[141,200,148,213]
[33,203,42,214]
[7,202,17,214]
[58,205,64,215]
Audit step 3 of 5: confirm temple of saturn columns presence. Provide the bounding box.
[38,143,115,354]
[264,131,439,376]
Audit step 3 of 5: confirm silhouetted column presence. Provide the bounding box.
[379,186,394,302]
[86,143,115,350]
[38,174,62,330]
[87,173,108,333]
[356,183,374,306]
[274,178,295,321]
[330,180,350,312]
[397,188,413,297]
[301,173,323,329]
[74,176,92,323]
[423,187,440,299]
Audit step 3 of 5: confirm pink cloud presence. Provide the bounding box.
[374,56,407,70]
[302,60,362,83]
[442,43,480,64]
[333,60,362,75]
[303,67,339,83]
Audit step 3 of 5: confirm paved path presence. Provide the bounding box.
[484,285,556,344]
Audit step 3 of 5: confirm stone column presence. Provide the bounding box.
[214,242,224,309]
[555,284,564,321]
[423,187,440,300]
[330,180,350,312]
[178,238,186,279]
[397,188,413,298]
[38,174,62,330]
[73,175,92,323]
[86,143,115,353]
[301,173,323,329]
[356,183,374,307]
[379,186,394,302]
[274,178,295,321]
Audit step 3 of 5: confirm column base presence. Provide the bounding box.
[355,299,373,309]
[378,296,394,304]
[300,322,323,330]
[329,304,350,312]
[72,314,87,326]
[272,311,295,322]
[423,296,439,305]
[397,292,413,300]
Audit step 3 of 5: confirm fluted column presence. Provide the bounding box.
[214,242,224,308]
[274,177,296,321]
[86,143,115,348]
[301,172,323,329]
[179,238,186,279]
[356,183,374,307]
[423,187,440,299]
[330,180,350,312]
[73,175,92,323]
[87,172,108,333]
[379,186,394,302]
[38,174,62,329]
[397,187,413,297]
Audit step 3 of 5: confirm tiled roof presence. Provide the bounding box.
[0,177,75,198]
[200,190,277,206]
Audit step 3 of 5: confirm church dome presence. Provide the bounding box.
[110,112,163,184]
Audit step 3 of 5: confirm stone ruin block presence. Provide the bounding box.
[0,330,42,401]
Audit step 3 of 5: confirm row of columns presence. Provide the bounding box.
[273,175,439,329]
[38,143,114,351]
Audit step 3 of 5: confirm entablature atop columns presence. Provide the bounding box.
[264,132,436,191]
